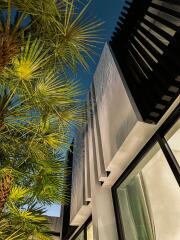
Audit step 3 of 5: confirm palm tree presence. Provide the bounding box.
[0,0,31,72]
[0,37,83,238]
[0,219,26,240]
[0,0,103,72]
[0,185,54,239]
[0,139,69,238]
[0,0,102,238]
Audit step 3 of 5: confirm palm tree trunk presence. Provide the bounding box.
[0,34,19,73]
[0,175,12,210]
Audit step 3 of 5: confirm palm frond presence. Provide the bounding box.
[0,219,25,240]
[0,0,102,233]
[0,2,30,73]
[29,155,70,204]
[11,37,49,81]
[33,71,85,129]
[53,0,103,71]
[11,0,60,35]
[31,231,53,240]
[8,186,29,202]
[8,202,47,223]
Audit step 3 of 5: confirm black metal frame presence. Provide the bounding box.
[112,105,180,240]
[71,216,92,240]
[60,142,78,240]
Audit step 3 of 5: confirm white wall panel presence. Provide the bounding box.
[70,128,91,226]
[94,43,140,171]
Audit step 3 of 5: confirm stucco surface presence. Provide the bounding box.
[93,43,139,170]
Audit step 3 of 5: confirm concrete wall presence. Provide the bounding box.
[70,127,91,226]
[93,44,141,172]
[46,216,61,239]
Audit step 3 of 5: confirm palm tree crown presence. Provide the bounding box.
[0,0,102,238]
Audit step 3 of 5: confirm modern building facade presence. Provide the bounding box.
[60,1,180,240]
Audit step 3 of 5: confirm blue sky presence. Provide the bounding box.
[46,0,126,217]
[75,0,127,90]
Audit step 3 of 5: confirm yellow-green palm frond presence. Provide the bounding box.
[1,201,51,239]
[33,172,69,205]
[41,133,64,149]
[6,203,51,239]
[35,71,81,104]
[11,37,49,81]
[31,231,53,240]
[0,219,9,234]
[8,186,29,202]
[14,115,70,151]
[54,0,103,71]
[7,0,60,35]
[0,7,29,37]
[28,154,69,204]
[19,210,46,222]
[36,125,70,150]
[0,0,101,233]
[5,230,26,240]
[28,141,48,163]
[33,71,84,122]
[0,167,14,179]
[8,202,47,222]
[0,219,25,240]
[0,85,36,137]
[57,102,86,128]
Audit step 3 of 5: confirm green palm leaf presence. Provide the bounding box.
[11,37,49,81]
[54,0,103,71]
[0,0,102,236]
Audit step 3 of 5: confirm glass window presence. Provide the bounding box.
[74,221,93,240]
[165,119,180,166]
[116,143,180,240]
[87,222,93,240]
[75,231,84,240]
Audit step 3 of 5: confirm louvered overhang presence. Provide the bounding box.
[110,0,180,124]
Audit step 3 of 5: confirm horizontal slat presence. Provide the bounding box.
[138,25,167,51]
[134,30,162,60]
[160,0,180,6]
[146,11,178,31]
[129,41,152,75]
[119,16,125,23]
[125,0,132,6]
[127,53,164,112]
[121,11,128,18]
[131,35,157,68]
[123,6,130,12]
[129,48,167,103]
[126,51,144,85]
[150,2,180,19]
[128,50,147,82]
[143,18,172,41]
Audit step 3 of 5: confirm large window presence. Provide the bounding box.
[113,107,180,240]
[165,119,180,166]
[75,231,84,240]
[74,220,93,240]
[87,222,93,240]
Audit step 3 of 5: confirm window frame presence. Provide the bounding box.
[71,216,92,240]
[112,105,180,240]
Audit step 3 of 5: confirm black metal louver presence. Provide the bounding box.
[110,0,180,123]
